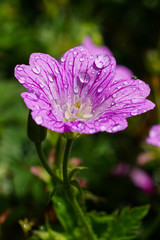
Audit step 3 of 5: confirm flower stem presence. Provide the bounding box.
[62,139,96,240]
[35,142,62,184]
[62,139,73,184]
[54,135,66,176]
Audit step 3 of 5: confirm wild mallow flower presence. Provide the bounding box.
[146,125,160,147]
[14,46,155,134]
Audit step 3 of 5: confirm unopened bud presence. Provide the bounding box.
[27,111,47,143]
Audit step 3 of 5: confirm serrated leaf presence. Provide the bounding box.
[87,205,150,240]
[104,205,150,240]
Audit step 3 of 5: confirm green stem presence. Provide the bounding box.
[62,139,96,240]
[35,143,62,184]
[54,135,66,176]
[62,139,73,184]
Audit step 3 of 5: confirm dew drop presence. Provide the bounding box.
[79,56,85,62]
[35,115,43,124]
[90,55,94,59]
[97,86,103,93]
[100,96,106,104]
[74,51,77,55]
[131,109,138,116]
[79,72,90,84]
[112,124,121,132]
[117,86,122,89]
[55,68,59,74]
[32,66,41,74]
[61,57,66,62]
[19,77,25,83]
[89,128,95,134]
[69,61,73,65]
[123,81,128,85]
[80,48,84,51]
[48,74,54,82]
[74,87,78,93]
[35,56,40,60]
[113,93,117,98]
[100,126,106,131]
[64,84,68,89]
[94,54,110,69]
[17,66,23,71]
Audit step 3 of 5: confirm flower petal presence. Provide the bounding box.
[83,36,112,56]
[92,78,155,119]
[146,125,160,147]
[114,65,133,80]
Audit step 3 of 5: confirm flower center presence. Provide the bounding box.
[63,99,93,122]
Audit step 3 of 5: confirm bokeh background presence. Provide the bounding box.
[0,0,160,239]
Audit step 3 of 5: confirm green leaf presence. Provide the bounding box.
[104,205,150,240]
[87,205,150,240]
[52,194,77,232]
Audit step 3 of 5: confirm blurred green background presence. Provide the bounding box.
[0,0,160,239]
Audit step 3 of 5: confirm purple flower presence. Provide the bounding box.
[14,46,155,134]
[146,125,160,147]
[112,162,154,194]
[130,168,154,194]
[83,36,133,81]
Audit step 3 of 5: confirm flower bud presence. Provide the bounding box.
[27,111,47,143]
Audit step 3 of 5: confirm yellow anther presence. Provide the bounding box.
[74,101,81,109]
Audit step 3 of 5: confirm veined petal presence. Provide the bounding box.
[14,46,155,134]
[114,65,133,80]
[146,125,160,147]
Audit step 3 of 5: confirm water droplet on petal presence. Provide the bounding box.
[48,74,54,82]
[19,77,25,83]
[55,68,59,74]
[80,48,84,51]
[17,66,23,71]
[100,126,106,131]
[35,115,43,124]
[123,81,128,85]
[69,61,73,65]
[90,55,94,59]
[100,96,106,104]
[112,124,121,132]
[32,66,41,74]
[89,128,95,134]
[131,109,138,116]
[79,72,90,83]
[64,84,68,89]
[74,87,78,93]
[97,86,103,93]
[61,57,66,62]
[79,57,85,62]
[113,93,118,98]
[94,54,110,69]
[34,56,40,60]
[74,51,77,55]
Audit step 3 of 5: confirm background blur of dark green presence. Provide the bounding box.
[0,0,160,239]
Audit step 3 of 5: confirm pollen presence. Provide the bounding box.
[74,101,81,109]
